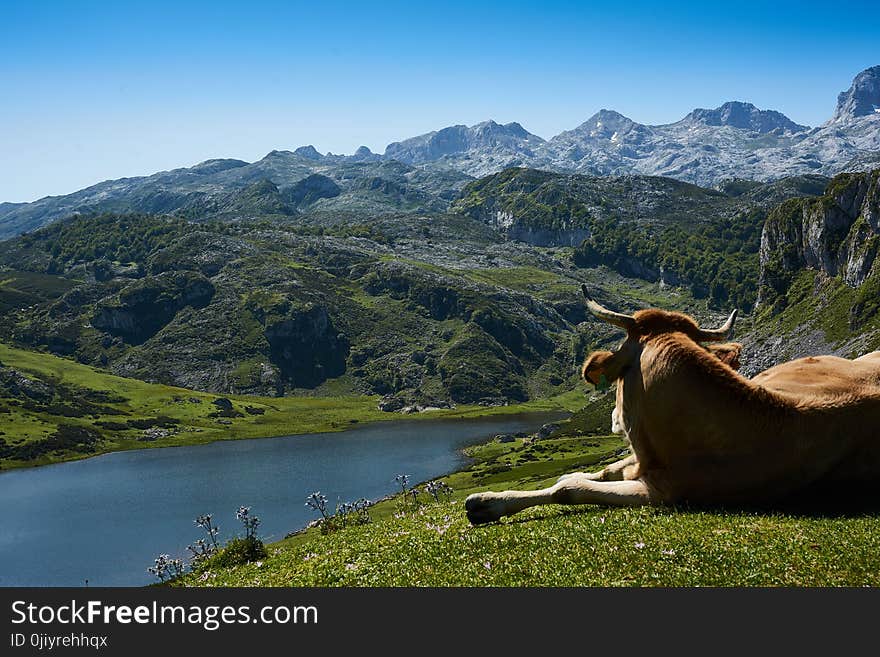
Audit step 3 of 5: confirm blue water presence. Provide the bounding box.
[0,412,563,586]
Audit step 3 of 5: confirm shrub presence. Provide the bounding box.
[210,536,268,568]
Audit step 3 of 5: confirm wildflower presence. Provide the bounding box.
[335,501,353,526]
[235,506,261,540]
[148,554,184,582]
[634,542,646,549]
[193,513,220,549]
[661,549,676,556]
[353,498,372,524]
[305,492,330,520]
[424,479,454,501]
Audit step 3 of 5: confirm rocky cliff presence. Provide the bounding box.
[758,169,879,307]
[736,168,880,376]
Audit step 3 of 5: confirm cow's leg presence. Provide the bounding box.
[465,477,652,525]
[557,454,637,483]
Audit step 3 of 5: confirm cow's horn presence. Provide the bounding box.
[695,309,738,342]
[581,285,636,331]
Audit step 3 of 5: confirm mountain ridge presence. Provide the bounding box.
[2,65,878,240]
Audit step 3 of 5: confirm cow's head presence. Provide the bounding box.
[580,285,739,387]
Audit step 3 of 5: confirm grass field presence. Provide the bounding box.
[0,342,584,470]
[173,396,880,587]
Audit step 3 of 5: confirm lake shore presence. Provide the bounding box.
[0,342,585,472]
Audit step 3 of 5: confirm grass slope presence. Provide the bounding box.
[0,342,581,470]
[175,396,880,587]
[185,502,880,587]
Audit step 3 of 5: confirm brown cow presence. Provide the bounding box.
[464,286,880,525]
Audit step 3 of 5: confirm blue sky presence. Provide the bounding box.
[1,1,878,202]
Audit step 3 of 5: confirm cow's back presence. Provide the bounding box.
[752,354,880,400]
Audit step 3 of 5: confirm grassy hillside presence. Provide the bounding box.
[174,397,880,587]
[0,213,593,406]
[0,342,581,470]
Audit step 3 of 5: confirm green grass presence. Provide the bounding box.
[174,401,880,587]
[0,342,577,470]
[180,502,880,587]
[464,266,578,296]
[754,269,880,356]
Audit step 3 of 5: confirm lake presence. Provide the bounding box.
[0,411,564,586]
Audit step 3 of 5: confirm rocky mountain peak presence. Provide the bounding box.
[566,109,638,138]
[831,65,880,123]
[349,145,380,162]
[293,145,324,160]
[501,121,533,139]
[382,120,543,167]
[684,101,808,133]
[470,120,542,141]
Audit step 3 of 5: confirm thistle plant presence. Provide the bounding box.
[335,501,353,527]
[187,513,220,563]
[306,492,373,535]
[305,492,330,520]
[148,554,184,582]
[396,473,420,511]
[186,538,216,564]
[195,513,220,549]
[408,487,420,506]
[425,480,454,502]
[236,506,261,540]
[353,498,372,524]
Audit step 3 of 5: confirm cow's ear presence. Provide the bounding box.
[583,342,640,386]
[706,342,743,371]
[582,350,624,388]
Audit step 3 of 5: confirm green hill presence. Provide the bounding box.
[0,341,576,470]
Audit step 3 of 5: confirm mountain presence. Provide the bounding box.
[0,153,473,240]
[683,101,809,133]
[381,66,879,187]
[533,105,813,185]
[0,168,829,399]
[830,65,880,123]
[759,169,880,303]
[384,120,545,177]
[0,209,585,404]
[2,66,878,241]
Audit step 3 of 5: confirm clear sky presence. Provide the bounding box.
[1,0,878,203]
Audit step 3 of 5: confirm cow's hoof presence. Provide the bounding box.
[465,493,504,525]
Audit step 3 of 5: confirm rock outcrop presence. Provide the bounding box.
[264,303,349,389]
[758,169,879,306]
[91,271,215,344]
